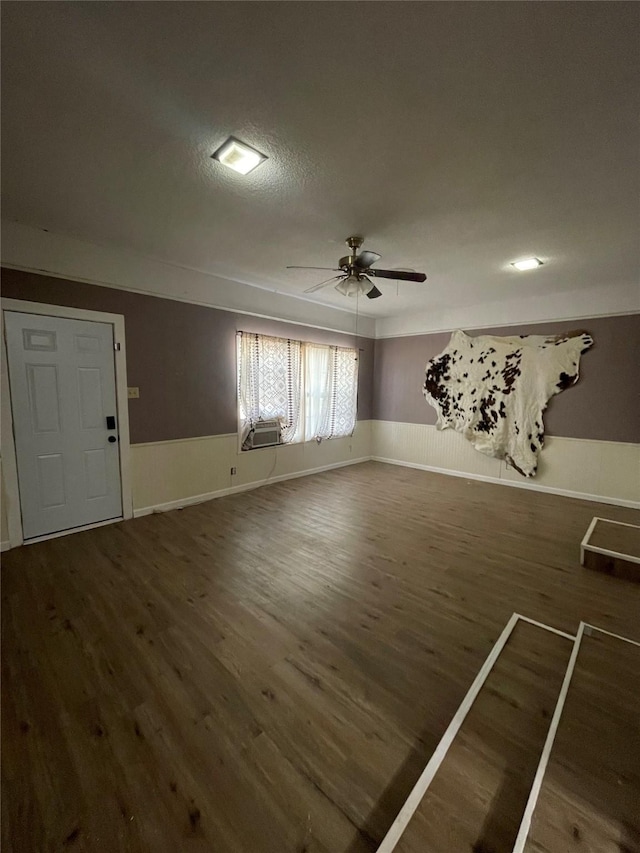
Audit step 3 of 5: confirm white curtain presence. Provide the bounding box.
[304,344,358,441]
[238,333,358,445]
[237,333,302,443]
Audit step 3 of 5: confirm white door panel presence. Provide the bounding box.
[5,311,123,538]
[83,448,108,498]
[37,453,66,507]
[27,364,62,432]
[78,367,104,429]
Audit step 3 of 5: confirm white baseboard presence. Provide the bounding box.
[133,456,372,518]
[371,456,640,509]
[1,540,10,553]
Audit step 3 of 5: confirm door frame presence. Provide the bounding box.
[1,298,133,548]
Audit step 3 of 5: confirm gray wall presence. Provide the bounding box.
[373,314,640,443]
[3,268,638,445]
[1,268,373,444]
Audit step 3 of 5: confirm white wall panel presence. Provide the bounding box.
[131,433,236,511]
[372,420,639,507]
[131,421,372,515]
[598,441,640,503]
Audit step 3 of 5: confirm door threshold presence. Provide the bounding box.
[24,516,124,546]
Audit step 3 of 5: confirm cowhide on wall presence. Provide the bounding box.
[423,329,594,477]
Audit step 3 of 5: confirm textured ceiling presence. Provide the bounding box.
[1,2,638,320]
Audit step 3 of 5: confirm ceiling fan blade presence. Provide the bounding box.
[304,276,342,294]
[360,275,380,298]
[368,268,427,282]
[366,284,382,299]
[287,266,341,271]
[354,250,381,270]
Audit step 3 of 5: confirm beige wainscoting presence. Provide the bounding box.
[371,420,640,508]
[2,418,636,550]
[131,420,373,516]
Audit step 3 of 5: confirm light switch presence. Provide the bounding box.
[128,387,140,399]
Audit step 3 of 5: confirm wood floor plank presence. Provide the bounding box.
[2,462,639,851]
[588,518,640,557]
[523,630,640,853]
[584,518,640,582]
[395,620,572,853]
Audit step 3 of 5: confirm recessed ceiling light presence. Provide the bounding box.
[511,257,543,271]
[212,137,267,175]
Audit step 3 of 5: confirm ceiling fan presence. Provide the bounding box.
[287,236,427,299]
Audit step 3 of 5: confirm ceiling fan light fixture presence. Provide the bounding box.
[511,257,543,271]
[212,137,267,175]
[335,275,363,297]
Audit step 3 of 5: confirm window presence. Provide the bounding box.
[302,343,359,442]
[237,332,358,448]
[237,333,302,444]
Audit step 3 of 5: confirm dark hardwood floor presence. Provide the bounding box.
[396,621,572,853]
[524,630,640,853]
[2,462,639,852]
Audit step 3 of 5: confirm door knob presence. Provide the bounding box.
[108,436,117,443]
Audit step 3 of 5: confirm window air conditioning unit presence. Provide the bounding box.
[244,419,281,449]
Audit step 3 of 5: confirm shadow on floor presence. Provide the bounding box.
[471,769,533,853]
[621,821,640,853]
[345,728,440,853]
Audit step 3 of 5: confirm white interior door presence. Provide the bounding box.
[5,311,123,539]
